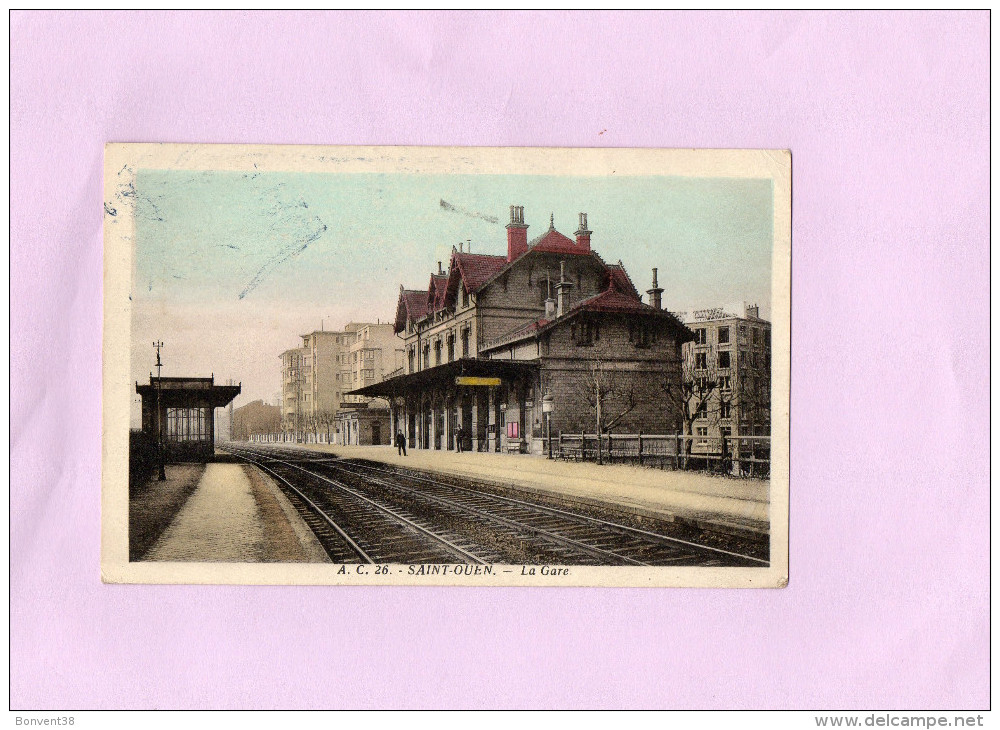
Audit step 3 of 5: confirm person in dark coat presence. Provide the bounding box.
[395,429,407,456]
[455,426,464,453]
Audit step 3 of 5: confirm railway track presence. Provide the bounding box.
[234,450,495,564]
[223,444,767,567]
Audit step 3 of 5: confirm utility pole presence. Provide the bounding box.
[595,363,603,466]
[153,341,166,480]
[227,378,234,443]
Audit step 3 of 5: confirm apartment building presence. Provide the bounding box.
[335,322,403,445]
[342,322,404,405]
[680,303,772,449]
[280,329,352,440]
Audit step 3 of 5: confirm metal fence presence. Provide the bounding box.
[554,432,770,478]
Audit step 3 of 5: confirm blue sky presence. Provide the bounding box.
[130,169,772,414]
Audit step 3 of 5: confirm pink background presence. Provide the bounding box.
[10,11,989,709]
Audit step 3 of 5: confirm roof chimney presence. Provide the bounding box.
[506,205,528,262]
[437,261,443,275]
[458,241,464,253]
[574,212,591,252]
[555,260,574,318]
[646,267,664,310]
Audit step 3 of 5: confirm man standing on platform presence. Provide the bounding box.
[395,429,407,456]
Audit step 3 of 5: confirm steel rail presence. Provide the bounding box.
[228,450,375,564]
[317,460,650,567]
[329,457,770,566]
[268,458,489,566]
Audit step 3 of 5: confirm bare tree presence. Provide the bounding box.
[659,344,722,467]
[570,360,640,464]
[730,357,771,475]
[316,410,337,443]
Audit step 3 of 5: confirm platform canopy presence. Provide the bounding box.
[347,357,538,399]
[136,376,241,408]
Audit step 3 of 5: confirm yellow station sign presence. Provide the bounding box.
[455,376,502,387]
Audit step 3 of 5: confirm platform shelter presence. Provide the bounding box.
[136,376,241,462]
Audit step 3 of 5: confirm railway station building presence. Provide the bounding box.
[136,375,241,462]
[352,206,694,455]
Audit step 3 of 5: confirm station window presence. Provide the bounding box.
[694,328,708,345]
[695,352,708,370]
[166,407,211,442]
[461,328,470,358]
[720,401,732,419]
[718,326,730,344]
[572,319,600,347]
[630,322,655,348]
[718,351,731,369]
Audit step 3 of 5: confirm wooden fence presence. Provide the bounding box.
[554,432,770,478]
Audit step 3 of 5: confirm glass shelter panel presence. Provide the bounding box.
[166,407,212,442]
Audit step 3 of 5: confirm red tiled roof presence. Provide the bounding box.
[451,252,508,293]
[527,227,589,256]
[482,317,551,350]
[568,287,653,315]
[607,263,640,298]
[428,273,448,311]
[394,288,429,333]
[505,318,550,337]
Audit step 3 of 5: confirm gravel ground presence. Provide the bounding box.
[244,465,330,562]
[141,463,330,563]
[144,463,264,562]
[129,464,205,561]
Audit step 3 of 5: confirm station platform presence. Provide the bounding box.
[141,461,330,562]
[284,444,770,537]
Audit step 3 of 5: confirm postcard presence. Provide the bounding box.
[101,144,790,586]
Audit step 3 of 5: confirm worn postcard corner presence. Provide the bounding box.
[102,144,790,588]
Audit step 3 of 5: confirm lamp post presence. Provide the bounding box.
[499,402,507,451]
[153,341,166,481]
[542,391,554,459]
